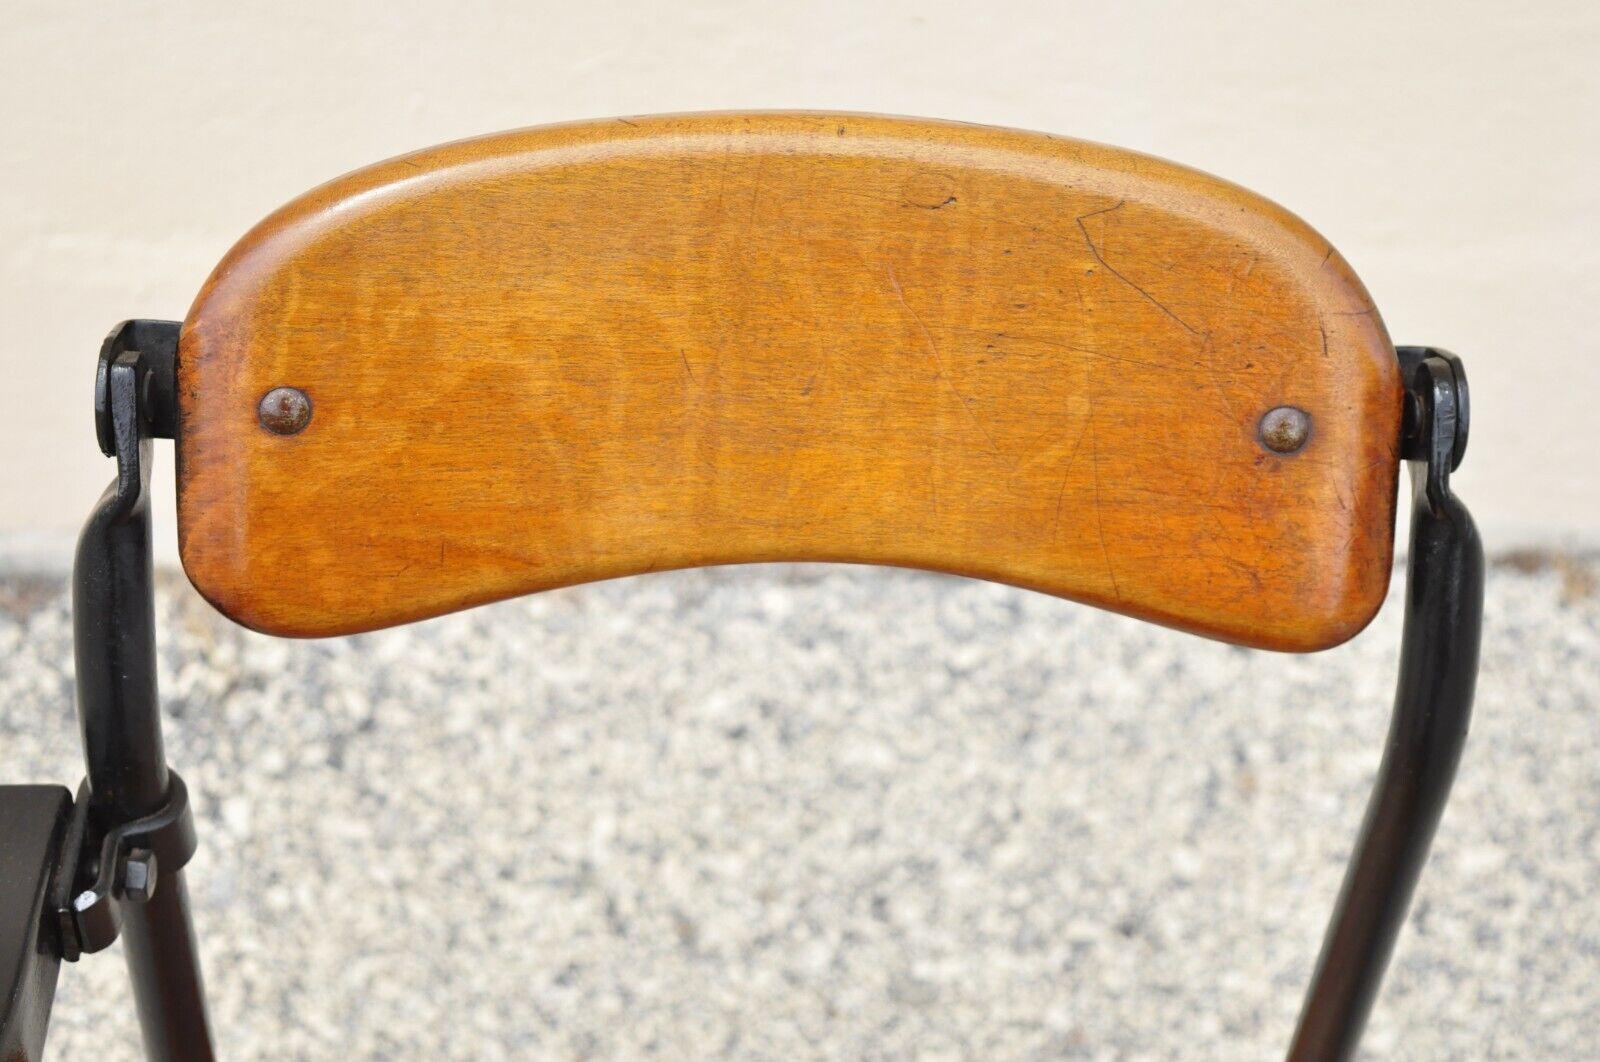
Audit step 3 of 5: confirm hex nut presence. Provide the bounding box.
[121,848,158,904]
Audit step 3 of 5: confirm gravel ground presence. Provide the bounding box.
[1,556,1596,1060]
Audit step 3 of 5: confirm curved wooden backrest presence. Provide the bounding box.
[176,112,1401,649]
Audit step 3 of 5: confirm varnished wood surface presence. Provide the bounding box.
[177,112,1401,649]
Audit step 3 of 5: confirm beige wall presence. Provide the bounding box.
[2,0,1596,566]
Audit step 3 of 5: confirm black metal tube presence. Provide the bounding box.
[74,459,167,818]
[120,874,213,1061]
[1287,469,1483,1060]
[74,352,216,1060]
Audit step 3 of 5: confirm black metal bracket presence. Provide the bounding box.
[1288,347,1484,1060]
[95,319,179,454]
[1,771,196,1058]
[1395,345,1469,507]
[51,773,197,962]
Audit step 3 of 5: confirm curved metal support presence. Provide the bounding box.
[75,322,215,1060]
[1287,350,1483,1060]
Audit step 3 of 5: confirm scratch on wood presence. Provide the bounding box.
[1196,498,1265,595]
[1213,553,1264,593]
[1052,418,1094,539]
[1088,419,1123,600]
[1076,201,1200,337]
[961,325,1163,370]
[884,262,1009,466]
[748,155,767,226]
[713,144,731,217]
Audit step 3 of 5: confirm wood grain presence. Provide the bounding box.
[176,112,1401,649]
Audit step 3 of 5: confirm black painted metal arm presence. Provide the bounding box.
[0,323,211,1060]
[74,321,215,1060]
[1,320,212,1061]
[1288,349,1483,1060]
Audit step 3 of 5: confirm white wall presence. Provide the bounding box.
[2,0,1596,566]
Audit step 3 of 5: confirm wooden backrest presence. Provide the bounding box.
[176,112,1401,650]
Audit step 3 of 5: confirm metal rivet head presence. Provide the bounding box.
[1259,406,1311,454]
[258,387,312,436]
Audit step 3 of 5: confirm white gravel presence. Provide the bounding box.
[1,556,1596,1060]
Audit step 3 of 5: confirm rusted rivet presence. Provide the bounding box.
[258,387,312,436]
[1259,406,1311,454]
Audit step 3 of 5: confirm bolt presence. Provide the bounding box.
[120,848,158,904]
[258,386,312,436]
[1259,406,1311,454]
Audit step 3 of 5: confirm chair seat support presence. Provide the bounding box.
[53,772,198,962]
[0,785,73,1062]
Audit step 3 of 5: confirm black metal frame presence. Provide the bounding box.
[1288,347,1482,1059]
[0,330,1481,1061]
[0,322,215,1061]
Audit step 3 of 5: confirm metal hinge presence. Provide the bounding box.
[1395,346,1470,511]
[94,319,180,455]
